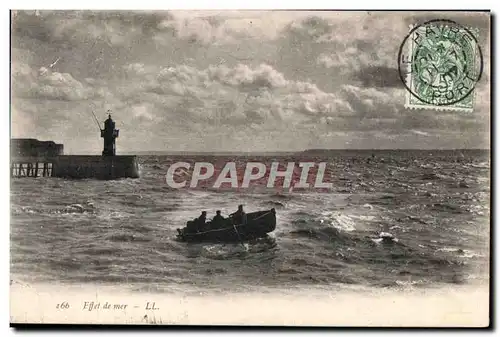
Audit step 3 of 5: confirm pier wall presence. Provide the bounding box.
[52,155,140,179]
[10,138,140,180]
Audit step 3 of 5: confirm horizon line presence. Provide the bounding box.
[116,148,491,154]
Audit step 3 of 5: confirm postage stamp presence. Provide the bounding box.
[398,19,483,112]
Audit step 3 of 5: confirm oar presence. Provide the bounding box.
[233,223,245,248]
[229,216,245,248]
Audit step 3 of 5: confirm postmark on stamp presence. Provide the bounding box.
[398,19,483,112]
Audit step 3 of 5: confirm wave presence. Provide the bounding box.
[106,232,152,243]
[12,203,96,215]
[421,173,448,180]
[183,236,278,260]
[263,200,286,208]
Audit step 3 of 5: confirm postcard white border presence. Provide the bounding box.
[3,1,497,336]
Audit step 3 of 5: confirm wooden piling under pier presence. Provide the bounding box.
[11,158,54,177]
[10,155,140,180]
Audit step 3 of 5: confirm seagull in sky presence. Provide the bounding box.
[49,57,61,68]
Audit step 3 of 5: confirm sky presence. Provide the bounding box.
[10,10,491,154]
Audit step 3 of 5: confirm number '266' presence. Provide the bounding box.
[56,302,70,309]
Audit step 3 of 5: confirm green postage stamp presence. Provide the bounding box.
[398,19,483,112]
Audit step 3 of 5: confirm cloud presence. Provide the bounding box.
[285,15,334,42]
[119,60,489,141]
[153,11,296,46]
[350,66,402,88]
[121,62,362,128]
[156,14,234,45]
[208,63,288,89]
[339,84,399,119]
[131,103,155,121]
[12,10,171,47]
[316,47,360,70]
[293,13,410,89]
[12,63,110,101]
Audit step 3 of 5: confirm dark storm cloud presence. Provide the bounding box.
[11,11,187,82]
[395,109,488,133]
[12,10,173,44]
[403,12,490,32]
[352,66,402,88]
[11,12,53,44]
[83,10,172,34]
[283,15,333,41]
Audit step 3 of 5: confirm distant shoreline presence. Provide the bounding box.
[116,149,491,156]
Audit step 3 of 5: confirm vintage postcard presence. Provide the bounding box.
[9,10,490,327]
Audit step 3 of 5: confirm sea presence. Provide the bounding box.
[10,150,491,298]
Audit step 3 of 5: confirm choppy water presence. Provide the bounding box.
[10,150,490,294]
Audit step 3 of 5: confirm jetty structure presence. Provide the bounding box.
[10,113,140,180]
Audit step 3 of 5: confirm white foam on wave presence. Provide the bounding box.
[438,247,462,253]
[469,162,489,169]
[436,247,485,258]
[319,202,380,232]
[200,243,249,259]
[371,232,399,244]
[349,214,376,221]
[97,211,133,221]
[395,279,428,287]
[319,212,357,232]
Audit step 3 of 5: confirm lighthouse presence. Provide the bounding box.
[101,114,119,156]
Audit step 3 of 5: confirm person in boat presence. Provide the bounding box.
[198,211,207,223]
[208,210,225,230]
[213,210,225,222]
[196,211,207,231]
[230,205,247,226]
